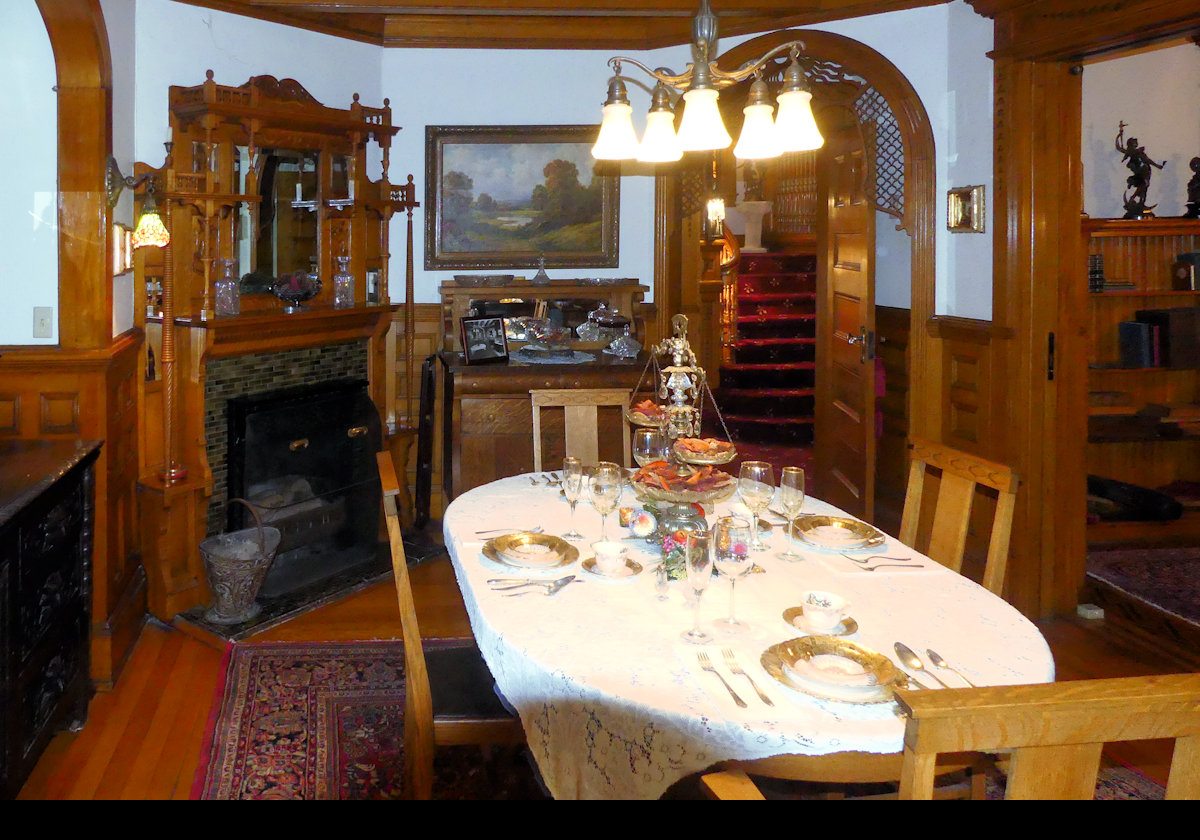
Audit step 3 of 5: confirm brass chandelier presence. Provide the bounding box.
[592,0,824,163]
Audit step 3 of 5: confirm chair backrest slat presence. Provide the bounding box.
[530,388,632,471]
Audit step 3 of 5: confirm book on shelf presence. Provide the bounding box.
[1118,320,1154,368]
[1134,307,1200,368]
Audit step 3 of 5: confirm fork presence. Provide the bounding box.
[474,525,544,536]
[840,552,914,564]
[722,648,774,706]
[697,652,747,708]
[857,563,925,572]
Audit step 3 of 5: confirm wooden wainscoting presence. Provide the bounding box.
[0,331,147,688]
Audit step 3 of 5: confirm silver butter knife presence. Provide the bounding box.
[502,576,575,597]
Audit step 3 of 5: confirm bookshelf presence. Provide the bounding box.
[1085,217,1200,544]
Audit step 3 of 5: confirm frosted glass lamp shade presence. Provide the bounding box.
[637,110,683,162]
[775,89,824,152]
[676,88,731,152]
[733,102,781,160]
[592,101,640,160]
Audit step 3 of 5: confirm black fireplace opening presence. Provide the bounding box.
[225,378,385,602]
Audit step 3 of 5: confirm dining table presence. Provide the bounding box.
[441,472,1056,800]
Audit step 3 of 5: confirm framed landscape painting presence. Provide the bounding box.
[424,125,620,270]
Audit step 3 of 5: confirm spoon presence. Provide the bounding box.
[926,649,977,687]
[894,642,951,689]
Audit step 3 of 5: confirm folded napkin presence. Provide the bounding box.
[786,654,877,687]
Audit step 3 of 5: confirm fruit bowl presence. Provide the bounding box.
[274,271,322,312]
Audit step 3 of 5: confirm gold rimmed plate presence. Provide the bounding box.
[482,532,578,572]
[761,636,903,704]
[789,515,886,552]
[782,606,859,636]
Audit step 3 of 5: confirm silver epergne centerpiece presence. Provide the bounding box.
[629,314,738,539]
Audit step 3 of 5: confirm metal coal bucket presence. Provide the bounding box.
[199,498,282,625]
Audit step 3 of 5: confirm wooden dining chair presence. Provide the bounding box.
[702,674,1200,800]
[530,388,632,470]
[897,674,1200,800]
[899,437,1019,596]
[376,451,525,799]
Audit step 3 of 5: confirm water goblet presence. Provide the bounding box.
[712,516,752,635]
[737,461,774,551]
[561,456,585,541]
[633,427,668,468]
[776,466,806,561]
[588,461,623,541]
[681,529,713,645]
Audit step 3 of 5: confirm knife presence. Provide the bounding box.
[489,574,576,592]
[501,576,576,597]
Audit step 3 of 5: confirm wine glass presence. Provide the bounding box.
[588,461,623,541]
[776,466,807,560]
[738,461,774,551]
[633,427,668,468]
[680,529,713,645]
[712,516,752,635]
[561,456,585,541]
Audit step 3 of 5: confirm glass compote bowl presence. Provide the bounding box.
[738,461,774,551]
[712,516,753,636]
[588,461,624,541]
[776,466,807,561]
[274,270,322,313]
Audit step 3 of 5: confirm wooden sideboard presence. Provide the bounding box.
[438,352,650,499]
[0,439,101,798]
[438,278,648,352]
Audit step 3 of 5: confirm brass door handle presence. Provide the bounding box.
[290,438,309,451]
[347,425,369,438]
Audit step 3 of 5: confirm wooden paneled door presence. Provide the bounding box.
[815,116,877,520]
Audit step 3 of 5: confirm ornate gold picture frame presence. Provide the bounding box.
[947,184,986,233]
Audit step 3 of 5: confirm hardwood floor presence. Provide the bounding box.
[17,556,1189,799]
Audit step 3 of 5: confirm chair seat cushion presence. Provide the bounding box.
[425,640,515,720]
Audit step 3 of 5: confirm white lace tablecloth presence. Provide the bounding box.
[443,474,1055,800]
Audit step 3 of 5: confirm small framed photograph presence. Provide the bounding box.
[1172,261,1197,291]
[947,185,986,233]
[460,316,509,365]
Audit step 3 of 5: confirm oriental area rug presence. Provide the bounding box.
[192,640,546,800]
[193,641,1167,800]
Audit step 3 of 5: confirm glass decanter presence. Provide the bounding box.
[333,256,355,308]
[215,258,240,317]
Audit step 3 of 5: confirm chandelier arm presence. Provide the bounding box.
[607,55,695,90]
[709,42,805,87]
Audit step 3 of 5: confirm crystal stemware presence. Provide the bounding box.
[776,466,806,561]
[737,461,774,551]
[681,529,713,645]
[588,461,623,541]
[632,427,668,468]
[712,516,752,635]
[561,456,585,541]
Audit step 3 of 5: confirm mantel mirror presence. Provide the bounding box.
[139,71,406,320]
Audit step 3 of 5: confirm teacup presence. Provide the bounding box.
[802,590,850,632]
[593,540,628,575]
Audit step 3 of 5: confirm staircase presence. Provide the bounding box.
[716,252,817,445]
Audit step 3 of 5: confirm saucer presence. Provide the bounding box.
[782,606,858,636]
[582,556,643,581]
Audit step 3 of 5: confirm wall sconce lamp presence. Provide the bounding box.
[106,156,171,248]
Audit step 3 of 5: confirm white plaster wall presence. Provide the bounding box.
[1083,43,1200,220]
[381,48,659,304]
[0,0,58,345]
[132,0,383,169]
[105,0,138,337]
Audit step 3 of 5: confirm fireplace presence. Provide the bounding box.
[225,378,384,604]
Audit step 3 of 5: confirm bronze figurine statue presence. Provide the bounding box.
[1184,156,1200,219]
[1116,122,1165,219]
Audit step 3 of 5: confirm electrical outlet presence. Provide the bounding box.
[33,306,53,339]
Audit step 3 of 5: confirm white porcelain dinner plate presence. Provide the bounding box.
[482,533,578,573]
[761,636,907,705]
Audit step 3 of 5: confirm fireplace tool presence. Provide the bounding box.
[199,498,282,625]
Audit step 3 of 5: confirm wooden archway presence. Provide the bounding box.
[35,0,113,350]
